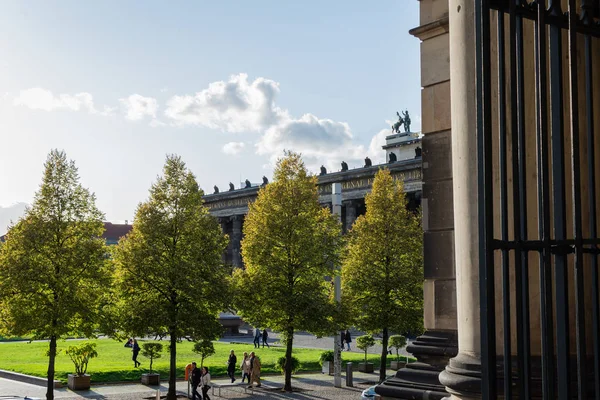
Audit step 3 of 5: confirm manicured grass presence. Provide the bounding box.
[0,338,399,383]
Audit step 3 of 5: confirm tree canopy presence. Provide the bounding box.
[112,155,230,400]
[0,149,110,399]
[341,168,423,382]
[232,151,341,391]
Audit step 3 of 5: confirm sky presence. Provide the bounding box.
[0,1,421,225]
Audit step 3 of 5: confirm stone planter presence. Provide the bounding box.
[141,373,160,385]
[67,374,91,391]
[358,362,374,373]
[390,360,407,371]
[321,361,335,375]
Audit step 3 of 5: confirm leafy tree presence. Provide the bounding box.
[232,151,341,391]
[141,342,163,373]
[65,342,98,376]
[356,334,376,364]
[192,339,215,368]
[341,168,423,383]
[112,155,230,400]
[389,335,407,363]
[0,150,110,400]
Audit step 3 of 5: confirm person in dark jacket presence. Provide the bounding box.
[132,339,141,367]
[227,350,237,383]
[344,330,352,351]
[190,362,202,400]
[253,328,261,348]
[340,331,345,351]
[261,329,269,348]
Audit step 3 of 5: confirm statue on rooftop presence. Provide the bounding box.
[364,156,372,167]
[262,176,269,186]
[341,161,349,172]
[389,152,397,163]
[320,165,327,175]
[392,111,405,134]
[213,185,219,194]
[229,182,235,191]
[402,110,411,133]
[415,146,422,158]
[245,179,252,188]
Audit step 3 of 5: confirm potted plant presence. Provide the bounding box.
[192,339,215,368]
[389,335,407,370]
[356,335,375,373]
[141,342,163,385]
[319,350,335,375]
[65,342,98,390]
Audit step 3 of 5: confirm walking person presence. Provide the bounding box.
[227,349,237,383]
[247,351,261,388]
[190,362,202,400]
[344,329,352,351]
[261,329,269,348]
[253,327,261,348]
[201,367,211,400]
[132,339,141,367]
[240,352,250,383]
[340,331,345,351]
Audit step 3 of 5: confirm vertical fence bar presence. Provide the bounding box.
[476,0,497,397]
[497,7,512,399]
[548,1,570,397]
[534,1,556,398]
[567,1,587,398]
[508,1,529,397]
[581,0,600,396]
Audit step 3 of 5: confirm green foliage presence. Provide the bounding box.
[276,356,300,375]
[356,335,376,364]
[388,335,407,362]
[192,340,215,368]
[232,151,342,391]
[141,342,163,373]
[0,150,110,398]
[111,155,230,399]
[319,350,335,366]
[65,342,98,376]
[342,168,423,380]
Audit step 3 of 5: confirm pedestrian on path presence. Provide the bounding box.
[261,329,270,348]
[340,331,345,351]
[247,351,262,388]
[190,362,202,400]
[253,327,261,348]
[240,352,250,383]
[201,366,211,400]
[227,349,237,383]
[132,339,141,367]
[344,330,352,351]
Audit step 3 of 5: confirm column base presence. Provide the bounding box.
[438,352,482,399]
[375,330,457,399]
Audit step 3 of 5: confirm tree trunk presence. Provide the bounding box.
[46,335,57,400]
[284,327,294,391]
[379,327,389,383]
[168,331,177,400]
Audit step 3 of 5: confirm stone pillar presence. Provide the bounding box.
[230,215,244,268]
[343,200,359,232]
[438,0,482,398]
[218,217,230,264]
[376,1,458,398]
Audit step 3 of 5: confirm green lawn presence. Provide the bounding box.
[0,338,401,383]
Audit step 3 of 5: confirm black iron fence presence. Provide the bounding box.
[476,0,600,398]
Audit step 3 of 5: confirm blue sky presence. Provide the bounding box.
[0,1,421,223]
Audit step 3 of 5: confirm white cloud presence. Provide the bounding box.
[149,119,166,128]
[119,94,158,121]
[13,88,113,116]
[222,142,245,155]
[368,128,392,165]
[165,73,287,132]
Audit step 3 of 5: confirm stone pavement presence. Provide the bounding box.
[0,371,386,399]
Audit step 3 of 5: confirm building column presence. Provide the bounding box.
[438,0,482,398]
[218,217,230,264]
[230,215,244,268]
[376,1,458,398]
